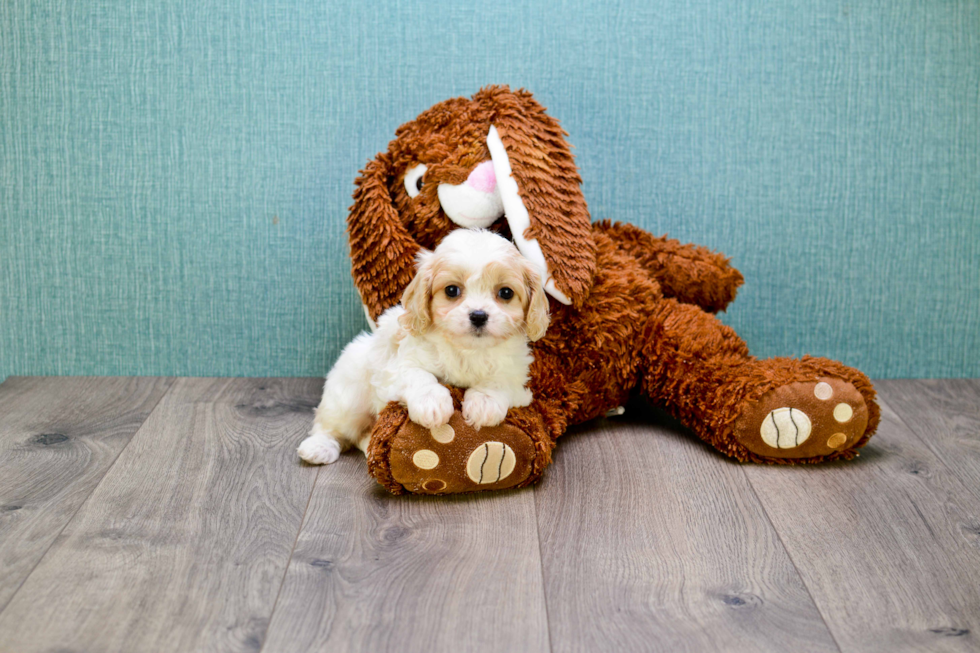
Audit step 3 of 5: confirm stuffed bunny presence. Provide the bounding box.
[346,86,879,494]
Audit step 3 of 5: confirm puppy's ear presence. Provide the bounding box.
[398,250,435,336]
[481,87,597,308]
[521,259,551,342]
[348,153,422,321]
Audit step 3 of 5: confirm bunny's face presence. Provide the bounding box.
[349,86,597,311]
[385,97,500,252]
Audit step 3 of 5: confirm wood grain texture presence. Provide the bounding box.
[262,454,550,653]
[876,379,980,501]
[744,394,980,652]
[0,376,174,612]
[534,407,838,653]
[0,377,322,653]
[4,377,980,653]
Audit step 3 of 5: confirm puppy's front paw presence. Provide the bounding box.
[407,386,454,429]
[298,432,341,465]
[463,389,508,429]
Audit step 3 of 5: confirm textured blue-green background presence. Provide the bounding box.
[1,0,978,381]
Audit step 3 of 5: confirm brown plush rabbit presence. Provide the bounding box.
[346,86,879,495]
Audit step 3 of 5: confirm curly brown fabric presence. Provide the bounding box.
[599,220,744,314]
[348,86,880,494]
[365,403,410,495]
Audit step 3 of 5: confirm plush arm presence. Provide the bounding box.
[597,221,744,313]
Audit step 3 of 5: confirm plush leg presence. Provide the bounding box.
[365,388,555,495]
[639,298,879,462]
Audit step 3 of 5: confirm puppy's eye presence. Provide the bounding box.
[497,287,514,301]
[445,285,460,298]
[404,164,428,199]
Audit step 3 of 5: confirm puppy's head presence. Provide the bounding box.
[349,86,597,321]
[398,230,550,347]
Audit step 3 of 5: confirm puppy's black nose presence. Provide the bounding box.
[469,310,489,328]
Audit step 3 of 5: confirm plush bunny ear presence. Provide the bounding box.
[348,153,422,321]
[487,95,597,308]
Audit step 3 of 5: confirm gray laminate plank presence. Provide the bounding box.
[534,408,838,653]
[0,377,322,653]
[744,394,980,652]
[262,451,550,653]
[876,379,980,502]
[0,376,174,612]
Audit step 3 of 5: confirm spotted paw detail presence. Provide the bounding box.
[466,442,517,484]
[760,407,812,449]
[735,377,870,458]
[387,412,535,494]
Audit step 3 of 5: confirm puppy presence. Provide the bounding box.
[298,229,550,465]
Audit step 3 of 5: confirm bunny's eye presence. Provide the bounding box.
[404,164,428,199]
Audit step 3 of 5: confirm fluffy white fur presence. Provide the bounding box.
[298,229,550,465]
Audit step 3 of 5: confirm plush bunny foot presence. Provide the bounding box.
[733,377,870,459]
[387,412,537,494]
[366,399,553,495]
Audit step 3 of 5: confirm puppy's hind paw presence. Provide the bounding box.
[297,433,341,465]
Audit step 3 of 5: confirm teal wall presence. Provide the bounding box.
[2,0,978,380]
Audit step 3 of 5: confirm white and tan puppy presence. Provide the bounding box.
[298,229,550,465]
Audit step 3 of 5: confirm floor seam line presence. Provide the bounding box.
[258,464,320,653]
[0,376,177,617]
[742,467,845,653]
[532,474,555,653]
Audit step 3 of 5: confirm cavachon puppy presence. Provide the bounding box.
[299,229,549,472]
[343,85,880,495]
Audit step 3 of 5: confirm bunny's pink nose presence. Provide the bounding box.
[466,160,497,193]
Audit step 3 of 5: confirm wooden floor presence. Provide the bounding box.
[0,378,978,652]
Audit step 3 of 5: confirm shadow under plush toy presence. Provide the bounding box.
[348,86,880,495]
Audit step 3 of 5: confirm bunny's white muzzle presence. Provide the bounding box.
[436,160,505,229]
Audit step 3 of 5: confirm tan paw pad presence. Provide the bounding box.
[430,423,455,443]
[760,407,812,449]
[827,433,848,449]
[466,442,516,484]
[422,479,447,492]
[412,449,439,469]
[813,382,834,400]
